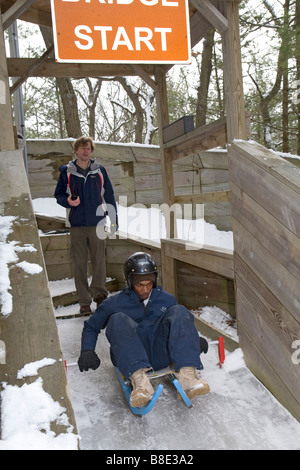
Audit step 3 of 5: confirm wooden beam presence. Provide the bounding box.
[165,116,228,160]
[2,0,37,30]
[174,190,230,204]
[220,1,246,141]
[10,44,54,94]
[189,10,214,47]
[190,0,228,34]
[161,238,234,279]
[0,6,14,151]
[155,66,174,218]
[130,65,158,92]
[0,0,52,27]
[7,57,156,78]
[155,65,177,295]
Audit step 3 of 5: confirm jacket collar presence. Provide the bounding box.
[67,159,99,174]
[124,286,161,302]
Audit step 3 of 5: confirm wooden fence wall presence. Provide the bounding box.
[26,139,232,231]
[229,140,300,421]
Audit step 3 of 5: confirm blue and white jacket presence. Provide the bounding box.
[54,159,117,227]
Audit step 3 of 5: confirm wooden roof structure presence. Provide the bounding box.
[0,0,247,150]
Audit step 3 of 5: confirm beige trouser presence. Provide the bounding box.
[70,226,107,306]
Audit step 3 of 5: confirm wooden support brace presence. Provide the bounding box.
[10,44,54,94]
[2,0,37,30]
[190,0,228,34]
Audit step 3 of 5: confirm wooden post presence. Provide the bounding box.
[0,8,15,151]
[220,1,247,142]
[155,65,177,295]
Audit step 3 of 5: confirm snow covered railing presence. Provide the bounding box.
[0,149,78,448]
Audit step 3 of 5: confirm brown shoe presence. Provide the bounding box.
[80,305,92,315]
[175,367,210,399]
[129,368,154,408]
[94,293,107,307]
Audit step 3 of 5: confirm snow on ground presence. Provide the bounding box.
[0,356,79,450]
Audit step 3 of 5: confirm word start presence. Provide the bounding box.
[75,26,171,51]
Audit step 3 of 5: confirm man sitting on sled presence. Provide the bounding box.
[78,252,210,408]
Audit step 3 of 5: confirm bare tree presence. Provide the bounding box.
[40,26,81,138]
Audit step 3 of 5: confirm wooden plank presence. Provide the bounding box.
[231,140,300,195]
[200,168,229,185]
[26,139,160,163]
[43,249,72,266]
[106,243,161,266]
[161,238,234,279]
[0,11,15,151]
[220,1,246,141]
[0,0,52,27]
[229,146,300,238]
[199,150,229,169]
[233,218,300,323]
[7,57,156,78]
[190,9,213,48]
[235,255,300,351]
[166,116,228,160]
[10,45,54,95]
[190,0,228,33]
[238,322,300,422]
[40,233,71,251]
[230,182,300,281]
[2,0,38,29]
[46,263,74,281]
[174,190,230,204]
[178,268,234,306]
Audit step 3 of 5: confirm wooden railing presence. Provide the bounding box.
[229,140,300,422]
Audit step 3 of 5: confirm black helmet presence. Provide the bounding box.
[124,252,158,289]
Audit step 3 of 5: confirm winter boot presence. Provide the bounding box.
[129,368,154,408]
[176,367,210,399]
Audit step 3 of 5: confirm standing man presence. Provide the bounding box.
[55,136,118,314]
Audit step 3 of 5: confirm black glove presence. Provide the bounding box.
[78,349,101,372]
[199,337,208,354]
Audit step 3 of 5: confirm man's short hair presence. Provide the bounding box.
[73,136,95,153]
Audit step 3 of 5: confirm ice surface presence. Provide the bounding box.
[57,312,300,450]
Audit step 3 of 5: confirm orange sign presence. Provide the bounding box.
[50,0,191,64]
